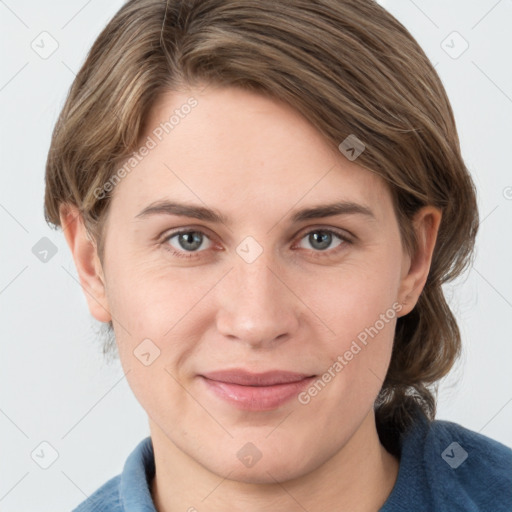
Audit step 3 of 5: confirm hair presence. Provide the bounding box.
[44,0,479,447]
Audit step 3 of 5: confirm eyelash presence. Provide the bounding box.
[160,227,353,260]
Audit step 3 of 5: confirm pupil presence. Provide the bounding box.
[180,232,202,251]
[312,231,331,250]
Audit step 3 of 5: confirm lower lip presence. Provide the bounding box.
[199,376,316,411]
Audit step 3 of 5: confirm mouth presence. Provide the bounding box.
[198,369,317,411]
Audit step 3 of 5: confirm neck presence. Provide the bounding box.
[149,410,399,512]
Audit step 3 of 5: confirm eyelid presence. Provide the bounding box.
[294,224,355,243]
[160,224,354,259]
[160,227,219,257]
[160,224,355,243]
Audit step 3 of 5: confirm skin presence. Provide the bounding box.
[61,85,442,511]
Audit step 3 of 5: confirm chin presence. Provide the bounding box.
[223,462,303,485]
[204,449,314,485]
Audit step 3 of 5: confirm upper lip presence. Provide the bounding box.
[200,369,315,386]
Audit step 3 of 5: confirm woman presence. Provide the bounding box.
[44,0,512,510]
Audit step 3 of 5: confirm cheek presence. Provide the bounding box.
[105,254,200,335]
[298,255,401,404]
[104,256,215,400]
[105,265,197,424]
[305,251,401,344]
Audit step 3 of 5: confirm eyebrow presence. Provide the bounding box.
[135,200,376,224]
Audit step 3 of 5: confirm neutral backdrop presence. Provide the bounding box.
[1,0,511,510]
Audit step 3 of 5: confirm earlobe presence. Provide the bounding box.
[59,204,112,323]
[397,206,442,317]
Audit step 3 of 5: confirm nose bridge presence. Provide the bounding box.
[237,249,278,306]
[234,233,280,300]
[215,241,298,347]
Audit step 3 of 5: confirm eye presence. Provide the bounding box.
[294,228,352,257]
[161,227,352,260]
[163,229,213,259]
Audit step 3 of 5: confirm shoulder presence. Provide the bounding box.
[426,417,512,469]
[423,418,512,509]
[380,411,512,511]
[71,475,122,512]
[70,436,156,512]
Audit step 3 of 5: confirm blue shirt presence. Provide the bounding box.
[72,411,512,511]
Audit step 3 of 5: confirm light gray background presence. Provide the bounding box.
[1,1,511,510]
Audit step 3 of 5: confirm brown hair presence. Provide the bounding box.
[44,0,479,441]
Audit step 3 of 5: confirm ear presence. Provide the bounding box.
[397,206,442,317]
[59,204,112,323]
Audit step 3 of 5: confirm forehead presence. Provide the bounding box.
[109,86,394,225]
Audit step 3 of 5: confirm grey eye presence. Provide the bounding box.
[167,231,211,253]
[298,230,344,252]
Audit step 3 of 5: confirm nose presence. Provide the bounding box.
[215,251,300,349]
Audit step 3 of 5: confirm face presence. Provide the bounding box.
[66,85,437,484]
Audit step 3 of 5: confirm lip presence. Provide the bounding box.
[199,369,316,411]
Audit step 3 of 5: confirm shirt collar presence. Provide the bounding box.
[120,436,157,511]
